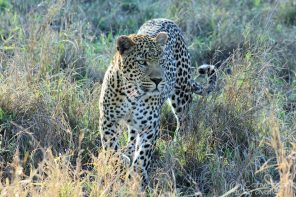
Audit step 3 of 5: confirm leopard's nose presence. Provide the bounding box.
[150,78,162,86]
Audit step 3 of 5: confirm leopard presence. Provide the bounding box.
[99,18,216,189]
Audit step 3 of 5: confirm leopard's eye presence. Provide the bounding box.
[137,60,147,66]
[159,59,165,64]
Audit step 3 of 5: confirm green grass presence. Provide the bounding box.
[0,0,295,196]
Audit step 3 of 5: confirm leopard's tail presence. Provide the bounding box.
[190,64,217,95]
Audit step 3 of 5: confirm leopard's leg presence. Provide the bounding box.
[170,86,193,141]
[99,109,130,179]
[100,117,121,151]
[124,128,138,165]
[99,87,131,154]
[127,100,162,189]
[169,36,194,140]
[170,64,217,140]
[131,123,160,189]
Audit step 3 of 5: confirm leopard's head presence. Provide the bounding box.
[116,32,168,93]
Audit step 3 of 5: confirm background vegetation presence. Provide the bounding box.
[0,0,295,196]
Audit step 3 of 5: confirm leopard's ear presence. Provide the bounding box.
[116,35,135,55]
[155,32,168,47]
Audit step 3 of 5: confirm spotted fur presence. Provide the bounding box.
[99,18,216,188]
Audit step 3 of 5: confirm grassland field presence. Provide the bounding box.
[0,0,295,196]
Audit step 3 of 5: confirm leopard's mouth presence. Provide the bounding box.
[140,85,158,92]
[141,85,165,93]
[140,81,166,93]
[141,85,158,92]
